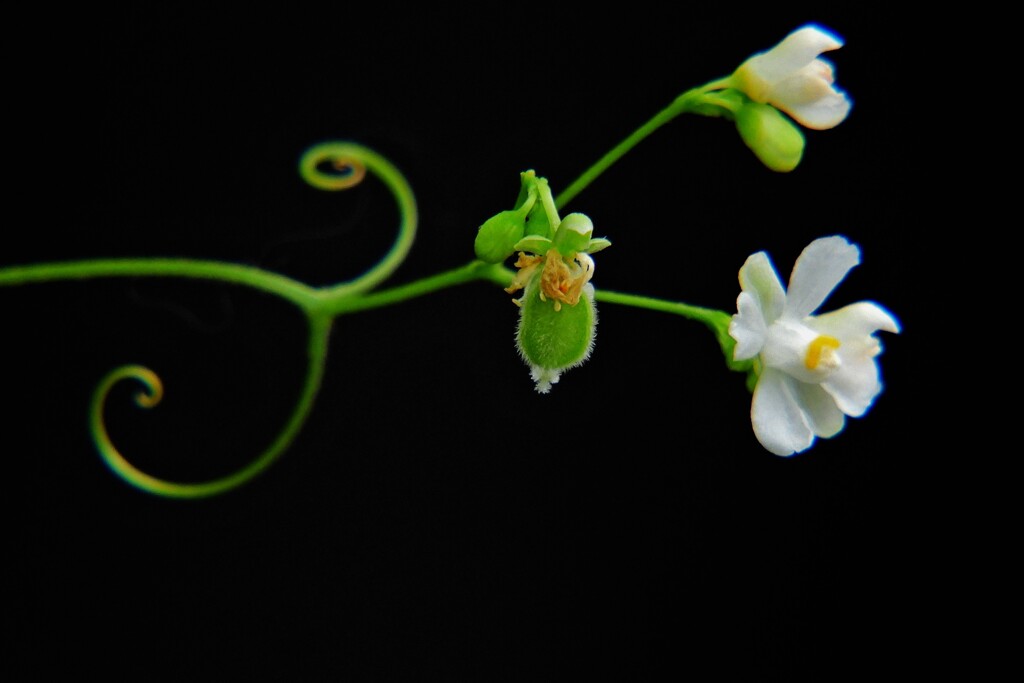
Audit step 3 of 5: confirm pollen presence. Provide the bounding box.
[539,249,594,311]
[805,334,841,370]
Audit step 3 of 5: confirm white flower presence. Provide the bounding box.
[729,236,899,456]
[730,24,852,130]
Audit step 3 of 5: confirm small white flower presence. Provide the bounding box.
[730,24,852,130]
[729,236,899,456]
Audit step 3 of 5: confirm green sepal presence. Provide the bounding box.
[745,366,759,393]
[584,238,612,254]
[681,87,745,120]
[514,235,553,255]
[735,101,805,172]
[523,198,554,240]
[707,308,758,390]
[513,170,538,211]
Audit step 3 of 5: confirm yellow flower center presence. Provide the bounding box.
[804,334,841,370]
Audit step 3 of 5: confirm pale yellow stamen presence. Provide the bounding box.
[506,249,595,312]
[805,335,841,370]
[505,252,542,296]
[540,249,594,312]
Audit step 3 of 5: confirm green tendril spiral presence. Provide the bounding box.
[90,316,333,498]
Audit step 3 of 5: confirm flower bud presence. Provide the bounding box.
[474,210,527,263]
[729,24,852,130]
[735,102,805,172]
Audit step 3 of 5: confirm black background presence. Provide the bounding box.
[6,6,934,680]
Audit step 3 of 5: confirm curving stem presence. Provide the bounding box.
[90,313,333,498]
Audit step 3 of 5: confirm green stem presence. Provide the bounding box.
[594,288,745,373]
[595,288,728,327]
[320,260,514,315]
[0,258,320,308]
[555,79,732,210]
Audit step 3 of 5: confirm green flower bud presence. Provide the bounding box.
[474,170,551,263]
[474,210,527,263]
[515,277,597,393]
[552,213,594,254]
[735,101,805,172]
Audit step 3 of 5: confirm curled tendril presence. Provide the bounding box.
[0,141,425,498]
[299,150,367,191]
[76,142,423,498]
[300,141,419,300]
[90,316,333,499]
[91,365,169,493]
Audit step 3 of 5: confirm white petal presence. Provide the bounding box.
[750,368,815,456]
[821,348,883,417]
[768,61,852,130]
[812,301,899,416]
[749,25,845,84]
[781,92,853,130]
[730,291,768,360]
[812,301,901,338]
[784,236,860,320]
[771,64,838,105]
[793,381,846,438]
[738,250,786,323]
